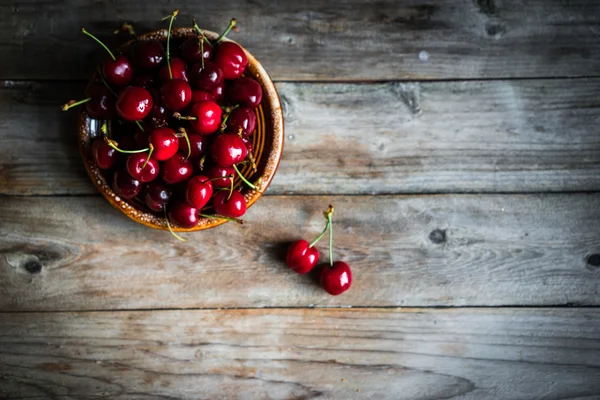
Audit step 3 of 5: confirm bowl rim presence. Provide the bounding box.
[78,27,284,231]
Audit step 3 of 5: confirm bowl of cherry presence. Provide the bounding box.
[64,14,283,235]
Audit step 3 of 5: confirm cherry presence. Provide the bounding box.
[225,107,256,136]
[286,240,319,274]
[211,84,225,103]
[145,181,172,212]
[85,85,116,119]
[133,74,156,90]
[179,133,206,159]
[82,29,134,87]
[159,57,188,82]
[177,101,222,134]
[181,37,213,63]
[192,90,215,103]
[185,176,213,209]
[126,153,159,183]
[211,133,248,166]
[321,261,352,296]
[112,170,142,199]
[168,200,199,228]
[151,97,169,120]
[205,166,234,188]
[214,41,248,80]
[161,153,193,184]
[213,190,246,218]
[134,39,165,69]
[189,61,224,91]
[91,139,117,170]
[227,78,262,108]
[148,127,179,161]
[116,86,153,121]
[161,79,192,111]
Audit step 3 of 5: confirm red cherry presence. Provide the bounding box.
[112,170,141,199]
[133,74,156,90]
[126,153,159,183]
[321,261,352,296]
[227,78,263,108]
[145,181,172,212]
[148,127,179,161]
[161,79,192,111]
[134,39,165,69]
[213,42,248,79]
[188,101,222,134]
[91,139,117,170]
[116,86,153,121]
[213,190,246,218]
[179,133,206,159]
[185,176,213,209]
[225,107,256,137]
[211,134,248,166]
[181,37,213,63]
[286,240,319,274]
[192,90,215,103]
[205,166,234,188]
[159,57,188,82]
[211,84,225,103]
[85,86,116,119]
[168,200,199,228]
[189,61,224,91]
[103,55,134,87]
[161,154,193,184]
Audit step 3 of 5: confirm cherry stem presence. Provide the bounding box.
[215,18,237,44]
[97,67,118,96]
[232,164,259,190]
[227,177,234,201]
[142,143,154,169]
[309,205,334,250]
[198,155,206,170]
[81,28,116,61]
[178,128,191,159]
[104,137,149,154]
[134,120,145,132]
[164,208,187,242]
[173,112,196,121]
[328,205,334,267]
[61,97,91,111]
[162,10,179,80]
[200,213,244,225]
[192,19,212,45]
[209,174,234,182]
[100,121,109,138]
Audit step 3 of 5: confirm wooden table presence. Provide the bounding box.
[1,1,600,398]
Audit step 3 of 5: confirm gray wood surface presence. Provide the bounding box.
[1,308,599,400]
[1,194,598,311]
[2,78,600,196]
[2,0,600,80]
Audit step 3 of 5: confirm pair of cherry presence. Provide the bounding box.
[286,206,352,295]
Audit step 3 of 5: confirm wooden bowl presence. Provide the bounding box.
[78,28,284,231]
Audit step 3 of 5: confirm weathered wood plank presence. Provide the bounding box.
[1,308,599,399]
[2,79,600,196]
[3,0,600,80]
[1,195,598,311]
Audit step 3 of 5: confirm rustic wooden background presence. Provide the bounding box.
[1,1,600,398]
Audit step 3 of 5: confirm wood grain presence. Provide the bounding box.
[3,0,600,80]
[1,194,598,311]
[1,308,599,399]
[2,79,600,196]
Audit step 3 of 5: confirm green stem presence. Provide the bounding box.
[163,10,179,80]
[192,19,212,45]
[61,97,91,111]
[142,144,154,169]
[328,210,333,267]
[200,214,244,224]
[220,104,239,132]
[97,67,118,96]
[182,131,191,159]
[134,120,145,133]
[105,138,149,154]
[215,18,237,44]
[81,28,116,61]
[164,208,187,242]
[232,164,257,190]
[309,219,330,248]
[227,177,234,201]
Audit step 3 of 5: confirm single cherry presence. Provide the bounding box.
[227,78,262,108]
[116,86,153,121]
[211,134,248,166]
[321,261,352,296]
[178,101,222,134]
[161,154,193,184]
[161,79,192,111]
[112,170,142,199]
[159,57,188,82]
[185,176,213,209]
[192,90,215,103]
[134,39,165,69]
[85,85,116,119]
[225,107,256,136]
[126,153,159,183]
[168,200,199,228]
[81,29,134,87]
[189,61,224,91]
[145,181,172,212]
[92,139,117,170]
[286,240,319,274]
[181,37,213,63]
[213,190,246,218]
[211,84,225,103]
[179,133,206,159]
[148,127,179,161]
[205,166,234,188]
[213,41,248,80]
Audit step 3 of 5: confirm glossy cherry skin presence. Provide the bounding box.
[103,55,134,87]
[148,127,179,161]
[133,74,156,90]
[188,101,222,134]
[214,42,248,79]
[126,153,159,183]
[205,166,234,188]
[159,57,189,82]
[179,133,206,159]
[227,78,263,108]
[185,176,213,209]
[85,86,116,119]
[211,134,248,166]
[213,190,246,218]
[321,261,352,296]
[116,86,153,121]
[161,154,193,184]
[161,79,192,112]
[211,84,225,103]
[181,37,213,63]
[91,139,117,170]
[112,170,142,199]
[144,181,172,212]
[192,90,215,103]
[190,61,224,91]
[225,107,256,136]
[168,200,199,228]
[134,39,165,69]
[286,240,319,274]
